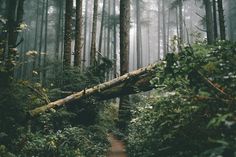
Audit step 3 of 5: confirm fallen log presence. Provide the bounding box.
[29,62,160,117]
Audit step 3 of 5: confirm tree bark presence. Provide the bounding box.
[218,0,226,40]
[83,0,89,70]
[157,0,161,60]
[136,0,142,69]
[74,0,83,67]
[162,0,167,56]
[212,0,218,40]
[64,0,73,67]
[119,0,131,130]
[179,0,184,42]
[204,0,214,44]
[90,0,99,65]
[107,0,111,59]
[113,0,117,78]
[42,0,49,85]
[55,0,63,61]
[98,0,106,53]
[29,62,159,117]
[38,0,45,69]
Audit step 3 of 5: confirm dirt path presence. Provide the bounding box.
[107,134,127,157]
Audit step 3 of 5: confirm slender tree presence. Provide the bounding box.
[42,0,49,85]
[83,0,89,69]
[113,0,117,78]
[74,0,83,67]
[34,0,40,51]
[212,0,218,40]
[179,0,184,41]
[98,0,106,53]
[162,0,167,56]
[157,0,161,60]
[218,0,226,40]
[55,0,63,61]
[204,0,214,44]
[90,0,99,65]
[136,0,142,69]
[38,0,45,68]
[64,0,73,67]
[107,0,111,59]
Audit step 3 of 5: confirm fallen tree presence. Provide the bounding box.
[29,62,160,117]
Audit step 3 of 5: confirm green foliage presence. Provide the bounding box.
[0,58,114,156]
[17,126,109,157]
[127,41,236,157]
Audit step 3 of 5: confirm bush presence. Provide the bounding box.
[127,41,236,157]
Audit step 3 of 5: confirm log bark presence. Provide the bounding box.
[29,62,159,117]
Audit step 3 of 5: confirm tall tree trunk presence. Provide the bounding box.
[212,0,218,40]
[42,0,49,85]
[98,0,106,53]
[204,0,214,44]
[55,0,63,61]
[179,0,184,42]
[64,0,73,67]
[34,0,40,51]
[119,0,131,131]
[167,9,171,53]
[32,0,40,76]
[90,0,99,65]
[157,0,161,60]
[38,0,45,69]
[83,0,89,69]
[147,25,151,64]
[107,0,111,59]
[136,0,142,69]
[74,0,83,67]
[218,0,226,40]
[162,0,167,56]
[113,0,117,78]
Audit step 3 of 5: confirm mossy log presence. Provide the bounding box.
[29,63,159,117]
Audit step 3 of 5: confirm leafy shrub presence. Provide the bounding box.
[127,41,236,157]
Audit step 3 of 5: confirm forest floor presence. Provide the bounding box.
[107,134,127,157]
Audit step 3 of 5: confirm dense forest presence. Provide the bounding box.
[0,0,236,156]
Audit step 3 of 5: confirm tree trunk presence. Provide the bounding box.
[212,0,218,40]
[38,0,45,70]
[29,62,159,117]
[107,0,111,59]
[218,0,226,40]
[42,0,49,85]
[83,0,89,70]
[136,0,142,69]
[34,0,40,51]
[167,9,171,53]
[119,0,131,130]
[55,0,63,61]
[162,0,167,56]
[90,0,99,65]
[204,0,214,44]
[74,0,83,67]
[64,0,73,67]
[113,0,117,78]
[98,0,106,53]
[179,0,184,42]
[147,24,151,64]
[157,0,161,60]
